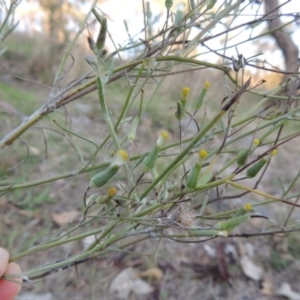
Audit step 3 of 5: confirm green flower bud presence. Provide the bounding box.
[128,117,139,141]
[96,16,107,52]
[246,158,267,178]
[165,0,173,9]
[143,146,159,172]
[89,150,128,188]
[237,149,250,167]
[195,81,210,110]
[186,163,201,190]
[175,101,184,120]
[206,0,217,10]
[90,165,119,188]
[215,215,250,232]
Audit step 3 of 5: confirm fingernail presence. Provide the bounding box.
[0,247,4,262]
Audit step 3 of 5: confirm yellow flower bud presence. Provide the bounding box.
[114,150,129,166]
[195,82,209,110]
[271,149,278,156]
[181,87,190,99]
[243,203,252,211]
[156,131,169,147]
[204,81,211,89]
[253,139,260,145]
[107,187,117,197]
[199,149,208,160]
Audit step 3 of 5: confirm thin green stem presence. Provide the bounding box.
[96,76,120,150]
[10,226,104,262]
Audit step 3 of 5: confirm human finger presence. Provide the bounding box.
[0,262,22,300]
[0,248,9,278]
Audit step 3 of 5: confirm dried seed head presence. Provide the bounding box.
[177,205,196,227]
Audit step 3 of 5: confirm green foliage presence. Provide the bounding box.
[288,233,300,259]
[0,82,39,114]
[11,187,55,211]
[269,250,292,272]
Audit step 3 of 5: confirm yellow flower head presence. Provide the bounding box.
[181,87,190,99]
[204,81,211,89]
[156,131,169,147]
[107,187,117,197]
[271,149,278,156]
[114,149,129,165]
[253,139,260,146]
[160,131,169,140]
[243,203,252,211]
[199,149,208,160]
